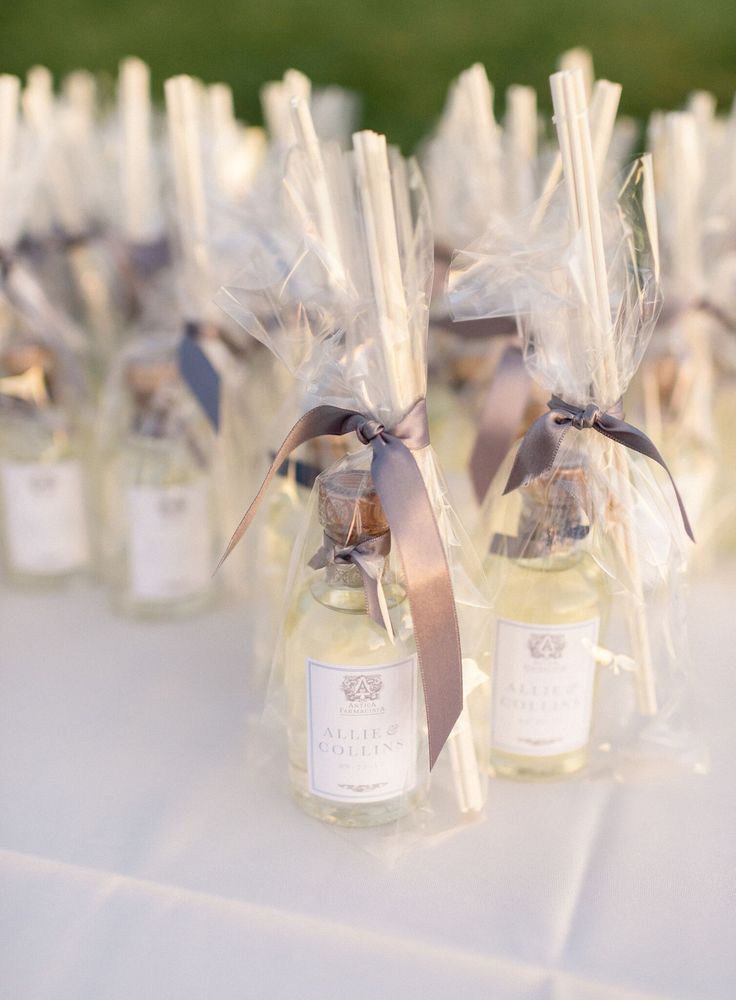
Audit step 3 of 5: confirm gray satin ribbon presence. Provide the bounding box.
[503,395,695,541]
[179,323,221,431]
[469,342,532,503]
[220,397,462,769]
[434,246,529,501]
[309,531,391,628]
[127,237,171,275]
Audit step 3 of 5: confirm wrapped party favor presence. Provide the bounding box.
[22,66,126,383]
[420,65,523,513]
[163,74,263,602]
[97,333,219,616]
[217,108,491,857]
[703,97,736,555]
[215,71,361,678]
[450,69,704,781]
[636,109,719,565]
[422,63,628,516]
[0,74,92,584]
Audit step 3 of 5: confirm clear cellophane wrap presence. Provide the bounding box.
[0,101,91,418]
[682,112,736,558]
[217,127,492,859]
[450,160,706,779]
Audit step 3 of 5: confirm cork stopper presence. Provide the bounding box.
[125,358,179,398]
[0,343,54,376]
[654,355,679,408]
[504,463,592,557]
[450,351,496,385]
[524,464,591,523]
[305,435,350,471]
[317,469,389,545]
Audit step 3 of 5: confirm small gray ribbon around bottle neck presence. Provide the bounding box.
[503,394,695,542]
[218,397,461,769]
[309,530,392,631]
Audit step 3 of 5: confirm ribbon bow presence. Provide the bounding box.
[219,397,462,769]
[503,395,694,542]
[309,530,394,637]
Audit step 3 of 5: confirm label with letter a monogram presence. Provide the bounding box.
[492,617,599,756]
[306,655,418,803]
[126,481,211,600]
[0,460,89,574]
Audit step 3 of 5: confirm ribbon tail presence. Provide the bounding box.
[370,436,462,770]
[179,327,221,431]
[502,411,570,495]
[470,343,531,503]
[216,404,362,572]
[374,580,395,644]
[307,546,328,572]
[595,417,695,542]
[352,553,395,642]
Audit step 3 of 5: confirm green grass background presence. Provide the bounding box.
[1,0,736,149]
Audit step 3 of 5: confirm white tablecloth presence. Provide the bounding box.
[1,566,735,1000]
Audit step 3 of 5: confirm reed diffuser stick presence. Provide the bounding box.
[119,57,159,244]
[353,129,413,415]
[165,74,212,319]
[353,129,484,810]
[532,78,621,231]
[0,75,20,247]
[261,69,311,145]
[290,97,345,286]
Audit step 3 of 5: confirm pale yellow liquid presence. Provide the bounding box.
[427,382,476,476]
[283,573,429,826]
[250,477,311,684]
[484,549,605,780]
[0,408,90,586]
[103,433,217,619]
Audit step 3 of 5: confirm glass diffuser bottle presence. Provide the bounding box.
[0,340,91,584]
[284,464,428,827]
[100,344,218,617]
[484,466,607,779]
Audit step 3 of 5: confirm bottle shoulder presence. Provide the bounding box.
[0,408,75,462]
[284,579,415,667]
[485,550,605,625]
[111,433,210,489]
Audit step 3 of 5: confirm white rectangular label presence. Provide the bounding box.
[0,460,89,574]
[306,655,418,803]
[492,617,599,756]
[126,481,212,600]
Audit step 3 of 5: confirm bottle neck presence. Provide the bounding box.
[311,538,404,614]
[512,546,587,573]
[491,489,591,570]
